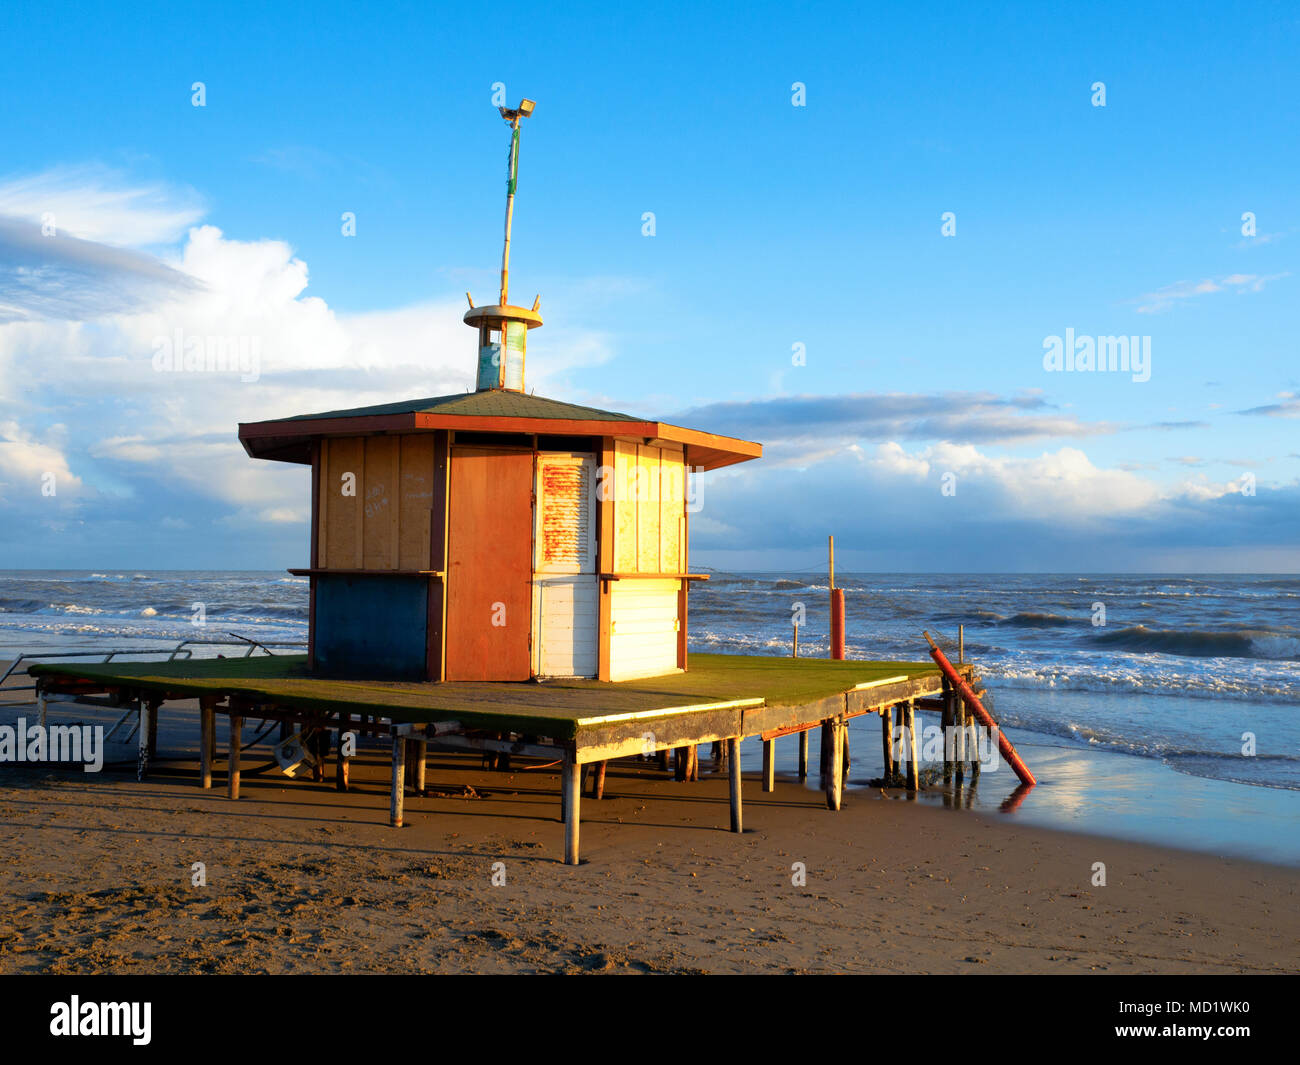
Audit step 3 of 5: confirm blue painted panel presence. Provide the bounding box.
[314,574,427,680]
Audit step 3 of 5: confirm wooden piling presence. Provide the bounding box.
[762,738,775,792]
[562,755,581,865]
[727,737,743,833]
[136,698,150,782]
[390,734,405,827]
[941,679,955,786]
[312,727,326,783]
[904,702,919,791]
[414,739,427,793]
[227,713,242,800]
[199,698,214,790]
[146,697,159,760]
[881,704,894,785]
[842,724,850,780]
[824,718,844,810]
[955,699,966,783]
[798,729,809,779]
[591,759,607,799]
[336,713,350,792]
[674,746,687,782]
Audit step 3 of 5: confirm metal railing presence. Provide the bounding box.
[0,633,308,694]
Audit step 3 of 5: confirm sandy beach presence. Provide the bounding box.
[2,703,1296,975]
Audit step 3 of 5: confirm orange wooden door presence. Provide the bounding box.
[444,446,534,681]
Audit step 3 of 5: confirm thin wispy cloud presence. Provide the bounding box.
[672,392,1117,450]
[0,166,204,246]
[1239,391,1300,418]
[1134,272,1289,313]
[0,216,201,323]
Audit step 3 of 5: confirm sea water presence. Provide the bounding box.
[2,570,1296,864]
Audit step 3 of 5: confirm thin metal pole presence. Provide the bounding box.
[500,118,520,305]
[828,534,835,590]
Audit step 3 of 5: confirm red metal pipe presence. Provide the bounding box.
[830,588,845,660]
[923,631,1036,788]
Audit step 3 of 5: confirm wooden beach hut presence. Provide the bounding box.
[237,100,760,684]
[27,99,1028,867]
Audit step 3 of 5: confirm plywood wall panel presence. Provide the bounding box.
[636,445,661,573]
[361,436,397,569]
[613,440,638,573]
[317,434,435,572]
[398,434,434,570]
[322,436,364,569]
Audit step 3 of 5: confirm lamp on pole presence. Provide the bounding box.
[498,98,536,306]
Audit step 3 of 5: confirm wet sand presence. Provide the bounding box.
[1,709,1296,974]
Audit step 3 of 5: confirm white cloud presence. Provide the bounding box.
[0,166,205,246]
[0,419,83,503]
[0,169,615,538]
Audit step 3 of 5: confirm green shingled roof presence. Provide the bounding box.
[284,391,644,423]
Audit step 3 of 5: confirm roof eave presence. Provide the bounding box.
[238,414,762,471]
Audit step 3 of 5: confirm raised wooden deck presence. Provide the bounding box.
[29,653,961,864]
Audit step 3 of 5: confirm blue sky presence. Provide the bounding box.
[0,0,1297,571]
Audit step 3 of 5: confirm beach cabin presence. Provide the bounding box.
[237,102,760,684]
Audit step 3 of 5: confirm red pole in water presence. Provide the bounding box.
[828,535,844,659]
[923,631,1036,788]
[830,589,845,660]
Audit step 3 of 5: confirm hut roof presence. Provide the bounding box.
[239,391,761,471]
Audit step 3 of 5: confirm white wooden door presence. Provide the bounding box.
[532,453,598,678]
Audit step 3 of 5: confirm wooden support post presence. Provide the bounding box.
[656,749,670,772]
[969,698,981,782]
[727,737,742,833]
[136,698,150,782]
[819,722,830,786]
[674,746,687,782]
[591,760,607,800]
[390,734,406,827]
[405,738,419,788]
[762,738,775,792]
[881,705,894,785]
[146,698,159,760]
[36,689,47,730]
[336,714,351,792]
[842,722,851,780]
[798,729,809,779]
[227,713,242,800]
[562,755,581,866]
[955,698,966,784]
[941,679,955,786]
[824,718,844,810]
[904,702,919,791]
[414,739,427,793]
[312,728,326,783]
[199,698,214,789]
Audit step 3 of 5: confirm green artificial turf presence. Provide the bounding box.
[28,653,938,737]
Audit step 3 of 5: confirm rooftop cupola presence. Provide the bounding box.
[466,97,541,392]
